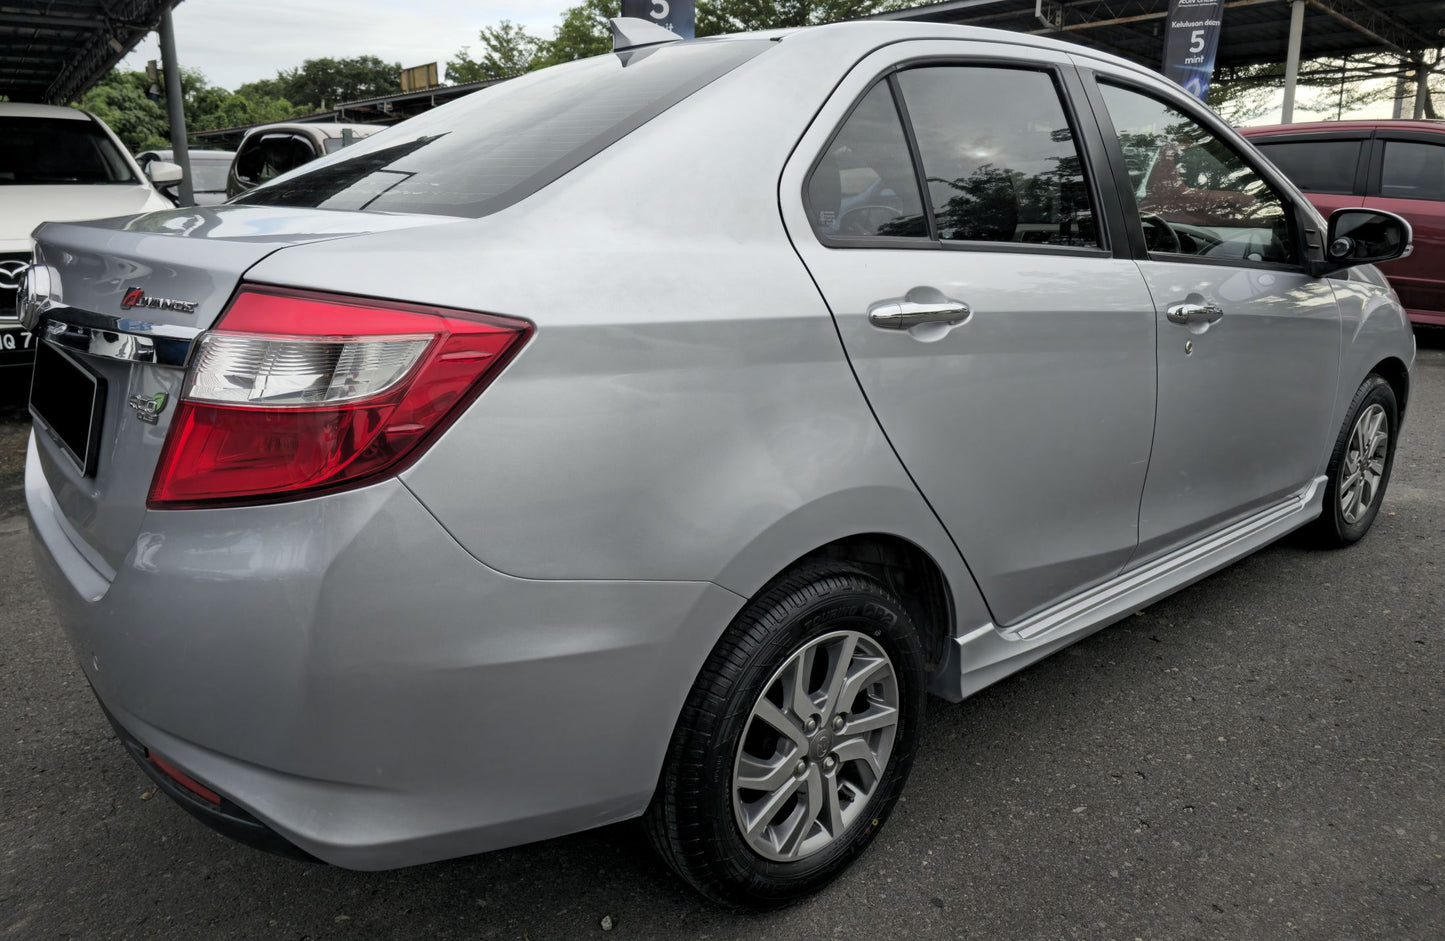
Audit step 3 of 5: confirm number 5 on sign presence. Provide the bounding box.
[620,0,694,38]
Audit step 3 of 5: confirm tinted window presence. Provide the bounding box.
[899,67,1099,247]
[805,81,927,240]
[1100,83,1295,265]
[1381,140,1445,201]
[1253,139,1361,195]
[0,117,136,185]
[235,41,770,218]
[235,134,317,186]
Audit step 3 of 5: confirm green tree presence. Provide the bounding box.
[1210,50,1442,123]
[533,0,615,69]
[451,0,903,76]
[696,0,898,35]
[271,55,402,111]
[79,70,169,151]
[80,67,307,152]
[446,21,543,82]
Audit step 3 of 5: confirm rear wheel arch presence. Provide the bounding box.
[790,533,955,676]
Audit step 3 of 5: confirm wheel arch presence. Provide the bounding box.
[1370,355,1410,421]
[791,532,956,677]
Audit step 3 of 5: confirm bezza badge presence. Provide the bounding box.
[120,286,198,314]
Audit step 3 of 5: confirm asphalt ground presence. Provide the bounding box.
[2,332,1443,941]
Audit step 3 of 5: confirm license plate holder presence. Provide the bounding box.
[30,340,106,477]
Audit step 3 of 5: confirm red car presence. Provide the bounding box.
[1241,120,1445,327]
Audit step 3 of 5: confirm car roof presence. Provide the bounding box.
[0,102,92,121]
[775,20,1164,80]
[1241,119,1445,137]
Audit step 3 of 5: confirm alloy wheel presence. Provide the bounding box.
[1340,403,1389,525]
[731,630,900,862]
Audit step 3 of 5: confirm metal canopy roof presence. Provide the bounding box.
[0,0,181,104]
[876,0,1445,69]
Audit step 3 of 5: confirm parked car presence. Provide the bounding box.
[23,20,1413,909]
[225,122,383,198]
[1241,120,1445,326]
[0,102,176,384]
[137,149,235,206]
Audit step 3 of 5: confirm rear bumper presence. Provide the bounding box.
[27,435,743,869]
[98,695,316,862]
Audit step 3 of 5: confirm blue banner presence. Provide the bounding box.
[1161,0,1225,101]
[620,0,695,39]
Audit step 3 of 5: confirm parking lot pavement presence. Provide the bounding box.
[2,333,1442,941]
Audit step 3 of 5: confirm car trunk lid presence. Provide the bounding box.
[27,205,462,579]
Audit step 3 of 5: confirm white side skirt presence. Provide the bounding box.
[931,476,1328,701]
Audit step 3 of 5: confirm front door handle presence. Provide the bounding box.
[1166,302,1225,326]
[868,295,972,330]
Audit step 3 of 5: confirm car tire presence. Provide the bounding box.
[645,562,927,909]
[1309,374,1399,547]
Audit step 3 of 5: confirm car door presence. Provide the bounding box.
[1081,69,1342,565]
[1362,130,1445,321]
[780,42,1158,627]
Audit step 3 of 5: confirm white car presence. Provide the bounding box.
[0,103,177,380]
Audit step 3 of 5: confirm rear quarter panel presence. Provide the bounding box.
[240,34,989,629]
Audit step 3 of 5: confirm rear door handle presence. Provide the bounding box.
[868,296,972,330]
[1166,302,1224,326]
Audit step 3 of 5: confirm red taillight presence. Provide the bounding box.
[147,285,532,508]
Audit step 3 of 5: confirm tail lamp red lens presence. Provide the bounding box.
[147,286,532,508]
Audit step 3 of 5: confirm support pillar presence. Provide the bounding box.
[158,8,194,206]
[1414,62,1429,120]
[1280,0,1306,124]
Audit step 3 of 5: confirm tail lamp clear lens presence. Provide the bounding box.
[147,286,532,508]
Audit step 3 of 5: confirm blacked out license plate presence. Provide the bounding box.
[30,341,106,476]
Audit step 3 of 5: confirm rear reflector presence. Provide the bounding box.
[147,750,222,806]
[148,286,532,508]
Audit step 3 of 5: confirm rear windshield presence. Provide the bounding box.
[232,40,771,218]
[0,117,137,185]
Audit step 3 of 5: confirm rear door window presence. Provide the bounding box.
[1252,139,1362,195]
[897,66,1100,248]
[1380,140,1445,201]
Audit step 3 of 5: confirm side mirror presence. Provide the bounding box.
[147,160,184,185]
[1320,209,1413,273]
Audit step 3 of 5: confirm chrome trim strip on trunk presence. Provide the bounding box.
[37,309,199,367]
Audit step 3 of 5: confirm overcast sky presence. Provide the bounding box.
[119,0,575,90]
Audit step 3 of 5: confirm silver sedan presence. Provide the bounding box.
[23,18,1413,908]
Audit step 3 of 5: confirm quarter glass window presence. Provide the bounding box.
[805,81,928,240]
